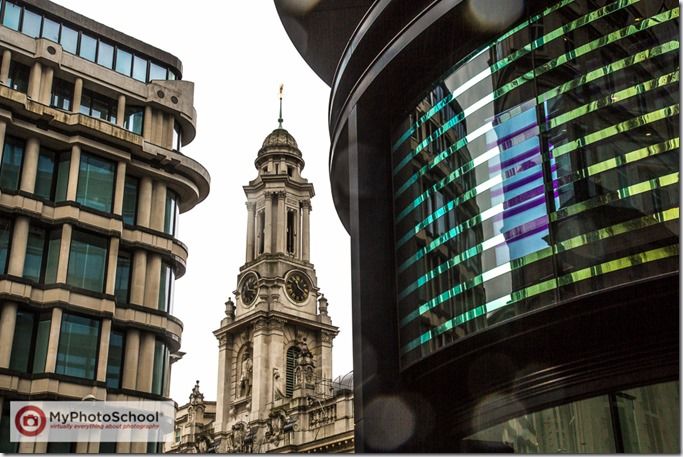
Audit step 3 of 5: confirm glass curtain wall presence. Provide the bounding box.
[391,0,680,366]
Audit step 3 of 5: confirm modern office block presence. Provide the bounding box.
[0,0,209,453]
[277,0,679,452]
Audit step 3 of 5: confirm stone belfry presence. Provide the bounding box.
[213,90,339,453]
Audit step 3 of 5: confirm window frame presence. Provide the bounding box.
[54,311,101,380]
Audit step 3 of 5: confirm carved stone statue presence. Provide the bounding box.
[294,337,315,386]
[239,351,253,396]
[318,294,328,316]
[273,368,285,401]
[225,298,236,321]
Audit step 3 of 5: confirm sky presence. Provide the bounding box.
[52,0,354,403]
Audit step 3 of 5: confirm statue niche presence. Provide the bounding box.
[237,345,253,398]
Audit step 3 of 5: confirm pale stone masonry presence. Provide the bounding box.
[0,0,209,453]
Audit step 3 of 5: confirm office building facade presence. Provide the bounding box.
[0,0,209,452]
[277,0,679,452]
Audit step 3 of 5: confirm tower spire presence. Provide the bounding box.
[278,83,284,128]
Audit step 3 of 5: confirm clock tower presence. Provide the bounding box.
[212,106,339,452]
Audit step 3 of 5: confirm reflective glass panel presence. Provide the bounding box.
[23,225,46,282]
[76,152,115,213]
[152,340,168,395]
[132,54,147,82]
[0,136,24,192]
[9,310,33,372]
[124,106,144,135]
[122,175,138,225]
[78,33,97,62]
[35,149,56,200]
[55,313,100,379]
[115,49,132,76]
[59,25,78,54]
[41,17,60,42]
[97,41,114,68]
[114,251,131,304]
[2,1,20,30]
[105,330,124,389]
[149,62,167,81]
[20,9,41,37]
[66,229,108,292]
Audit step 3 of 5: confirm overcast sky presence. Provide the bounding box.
[52,0,354,403]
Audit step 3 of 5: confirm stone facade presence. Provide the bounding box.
[167,116,353,453]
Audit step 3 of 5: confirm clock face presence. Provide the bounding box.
[241,274,258,306]
[286,271,309,303]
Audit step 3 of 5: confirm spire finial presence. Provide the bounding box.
[278,83,284,128]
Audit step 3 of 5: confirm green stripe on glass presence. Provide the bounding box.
[392,0,651,177]
[391,0,577,152]
[400,171,679,325]
[393,6,679,193]
[401,244,679,355]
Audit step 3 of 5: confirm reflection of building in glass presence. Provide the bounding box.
[0,0,209,453]
[278,0,679,452]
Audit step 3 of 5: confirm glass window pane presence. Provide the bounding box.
[172,122,182,151]
[97,41,114,68]
[35,150,56,200]
[158,262,174,313]
[54,153,70,202]
[66,229,108,292]
[152,340,168,395]
[164,190,178,235]
[23,225,45,282]
[2,1,21,30]
[149,62,167,81]
[124,106,144,135]
[60,25,78,54]
[55,313,100,379]
[43,228,60,284]
[41,17,60,42]
[168,70,176,81]
[9,310,34,372]
[115,49,132,76]
[0,137,24,192]
[79,91,91,115]
[105,330,124,389]
[7,61,29,93]
[32,316,51,373]
[122,176,138,225]
[114,252,131,304]
[50,78,73,111]
[20,9,41,38]
[617,381,680,453]
[132,55,147,82]
[0,217,11,274]
[79,34,97,62]
[76,152,115,213]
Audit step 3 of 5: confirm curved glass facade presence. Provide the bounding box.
[392,0,680,367]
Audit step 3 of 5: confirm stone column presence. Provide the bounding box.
[66,144,81,201]
[0,302,18,367]
[39,65,54,105]
[279,157,287,175]
[105,237,119,296]
[264,193,273,254]
[7,216,29,276]
[113,161,126,216]
[215,334,233,433]
[0,120,7,163]
[276,192,286,254]
[137,332,155,392]
[143,106,153,141]
[320,331,334,382]
[96,319,111,382]
[43,307,63,373]
[150,181,167,232]
[27,61,42,100]
[250,318,270,420]
[301,200,311,261]
[153,110,164,145]
[269,319,285,400]
[245,202,255,262]
[137,176,153,228]
[143,254,161,310]
[0,49,11,84]
[162,113,173,149]
[122,329,140,390]
[72,77,83,113]
[116,94,126,127]
[19,137,40,193]
[130,249,147,306]
[55,224,72,283]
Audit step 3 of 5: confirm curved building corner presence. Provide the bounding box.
[278,0,680,452]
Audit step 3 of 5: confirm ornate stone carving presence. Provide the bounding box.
[253,317,268,332]
[239,350,253,397]
[270,317,286,332]
[294,338,315,386]
[321,331,333,344]
[265,409,287,443]
[318,294,328,316]
[273,368,285,401]
[224,297,236,321]
[300,199,312,210]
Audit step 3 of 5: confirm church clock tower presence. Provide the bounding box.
[213,102,339,453]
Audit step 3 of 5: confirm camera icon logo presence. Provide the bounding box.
[15,405,46,436]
